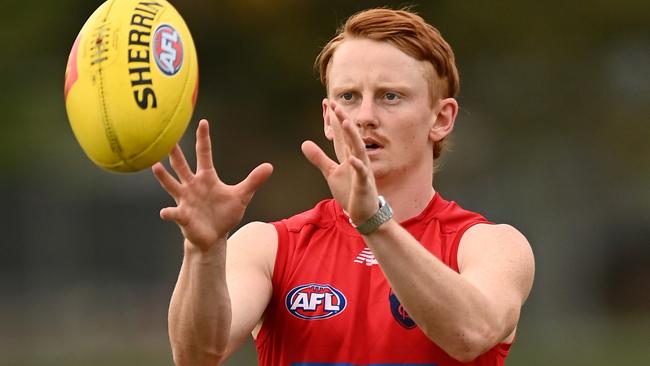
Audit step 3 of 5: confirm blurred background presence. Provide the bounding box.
[1,0,648,365]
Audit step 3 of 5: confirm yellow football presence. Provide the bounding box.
[64,0,199,172]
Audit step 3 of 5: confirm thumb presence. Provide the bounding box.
[237,163,274,203]
[160,206,189,227]
[301,140,337,178]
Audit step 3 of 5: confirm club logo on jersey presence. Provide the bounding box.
[152,24,183,76]
[389,289,416,329]
[286,283,347,320]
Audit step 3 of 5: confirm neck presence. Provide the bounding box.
[375,168,436,223]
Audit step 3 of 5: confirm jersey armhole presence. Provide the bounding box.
[270,220,290,288]
[255,220,289,348]
[450,220,492,273]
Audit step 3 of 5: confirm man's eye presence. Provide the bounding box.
[340,92,353,101]
[385,92,399,101]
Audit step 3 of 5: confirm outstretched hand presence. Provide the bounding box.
[152,119,273,251]
[301,102,379,226]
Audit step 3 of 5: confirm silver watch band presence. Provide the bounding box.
[353,195,393,235]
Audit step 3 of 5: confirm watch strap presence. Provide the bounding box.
[353,195,393,235]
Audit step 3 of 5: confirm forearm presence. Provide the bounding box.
[169,239,231,366]
[365,220,504,361]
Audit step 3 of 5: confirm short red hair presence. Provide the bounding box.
[315,8,460,159]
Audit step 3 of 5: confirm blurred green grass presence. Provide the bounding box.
[2,317,648,365]
[507,317,650,365]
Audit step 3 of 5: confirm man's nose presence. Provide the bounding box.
[355,96,378,128]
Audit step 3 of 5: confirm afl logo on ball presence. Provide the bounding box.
[286,283,347,320]
[153,24,183,76]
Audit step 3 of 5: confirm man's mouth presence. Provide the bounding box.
[363,138,382,151]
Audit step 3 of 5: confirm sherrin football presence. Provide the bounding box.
[64,0,198,172]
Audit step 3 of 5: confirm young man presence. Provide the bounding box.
[152,8,535,366]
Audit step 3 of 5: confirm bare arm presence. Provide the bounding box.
[364,221,534,362]
[153,120,273,366]
[302,103,534,362]
[168,238,229,365]
[222,221,276,359]
[168,221,276,365]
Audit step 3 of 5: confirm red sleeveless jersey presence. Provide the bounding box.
[255,193,511,365]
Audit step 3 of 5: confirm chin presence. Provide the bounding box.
[369,162,389,181]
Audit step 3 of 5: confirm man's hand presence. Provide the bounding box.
[152,119,273,251]
[301,101,379,226]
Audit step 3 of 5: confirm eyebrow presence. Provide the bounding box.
[330,82,414,94]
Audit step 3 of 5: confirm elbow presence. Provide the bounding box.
[445,340,488,363]
[424,324,502,363]
[447,335,497,363]
[171,344,225,366]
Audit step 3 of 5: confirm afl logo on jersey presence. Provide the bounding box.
[286,283,347,320]
[152,24,183,76]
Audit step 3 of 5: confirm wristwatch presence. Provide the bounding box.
[352,195,393,235]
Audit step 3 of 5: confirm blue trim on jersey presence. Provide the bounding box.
[292,364,438,366]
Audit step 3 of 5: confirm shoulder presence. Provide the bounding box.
[228,221,278,279]
[428,194,489,231]
[458,223,535,298]
[460,223,531,251]
[463,222,527,238]
[226,198,339,275]
[278,199,339,232]
[231,221,278,241]
[459,224,534,265]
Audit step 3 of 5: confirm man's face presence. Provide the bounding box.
[323,37,442,182]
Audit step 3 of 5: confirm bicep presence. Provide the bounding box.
[222,221,277,359]
[458,224,535,333]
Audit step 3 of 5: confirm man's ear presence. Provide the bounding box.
[322,98,334,141]
[430,98,458,142]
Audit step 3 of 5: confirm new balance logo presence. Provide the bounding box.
[354,247,378,266]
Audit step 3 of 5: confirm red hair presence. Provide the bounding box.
[315,8,460,159]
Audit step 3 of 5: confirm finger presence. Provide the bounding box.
[236,163,274,204]
[330,103,357,161]
[330,102,349,128]
[327,101,346,131]
[301,140,338,178]
[341,119,369,164]
[195,119,216,173]
[152,162,182,198]
[329,99,340,116]
[348,156,371,183]
[160,206,189,226]
[169,145,194,182]
[325,99,336,120]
